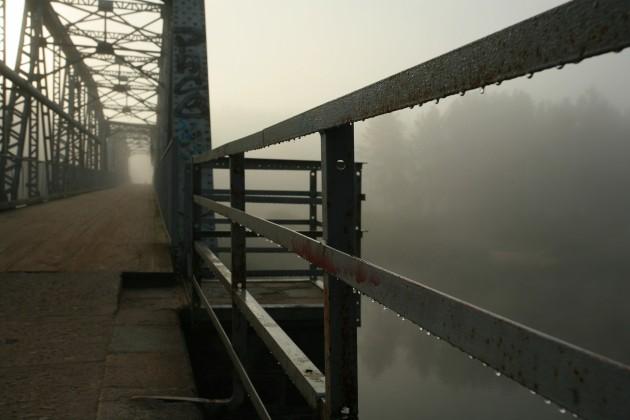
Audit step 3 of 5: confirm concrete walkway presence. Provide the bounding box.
[0,187,202,419]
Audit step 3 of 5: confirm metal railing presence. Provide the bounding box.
[188,1,630,419]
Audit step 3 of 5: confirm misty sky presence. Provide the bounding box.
[3,3,628,418]
[200,3,630,419]
[205,0,630,153]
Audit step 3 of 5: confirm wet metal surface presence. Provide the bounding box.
[194,195,630,420]
[195,0,630,163]
[195,242,326,409]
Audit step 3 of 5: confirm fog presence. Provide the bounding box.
[356,91,630,419]
[9,0,622,417]
[200,2,630,418]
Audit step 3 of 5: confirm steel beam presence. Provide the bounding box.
[168,0,212,271]
[190,275,271,420]
[321,124,359,419]
[195,242,326,410]
[229,152,247,407]
[51,0,163,13]
[0,65,101,144]
[193,195,630,420]
[194,0,630,163]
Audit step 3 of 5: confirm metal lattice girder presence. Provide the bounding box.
[51,0,163,13]
[67,28,162,45]
[50,0,164,126]
[195,0,630,163]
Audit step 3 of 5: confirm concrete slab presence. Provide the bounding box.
[97,283,202,420]
[0,361,104,418]
[0,272,201,419]
[0,272,120,320]
[0,316,112,367]
[97,400,202,420]
[110,325,186,354]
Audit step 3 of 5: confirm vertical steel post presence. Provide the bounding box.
[321,124,359,419]
[169,0,212,273]
[230,152,247,406]
[189,161,201,321]
[309,169,318,280]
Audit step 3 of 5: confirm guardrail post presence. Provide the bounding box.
[321,123,359,419]
[189,162,201,316]
[168,0,212,273]
[230,152,247,406]
[309,169,317,280]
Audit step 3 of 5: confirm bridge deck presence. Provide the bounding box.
[0,185,172,273]
[0,186,202,419]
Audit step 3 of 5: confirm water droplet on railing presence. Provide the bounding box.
[544,400,551,405]
[529,390,536,395]
[335,159,346,171]
[527,72,534,79]
[558,408,567,414]
[495,81,502,86]
[468,355,473,360]
[435,98,440,105]
[459,91,465,96]
[495,371,501,377]
[479,86,485,94]
[557,64,565,70]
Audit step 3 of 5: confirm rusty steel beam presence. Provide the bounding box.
[193,195,630,420]
[195,0,630,163]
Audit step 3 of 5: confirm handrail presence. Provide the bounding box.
[188,1,630,418]
[195,0,630,163]
[194,195,630,420]
[195,242,326,409]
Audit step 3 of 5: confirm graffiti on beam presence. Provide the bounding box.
[173,28,208,120]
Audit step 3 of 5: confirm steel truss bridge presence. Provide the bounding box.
[1,0,630,419]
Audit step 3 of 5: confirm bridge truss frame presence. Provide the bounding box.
[0,0,163,209]
[189,1,630,419]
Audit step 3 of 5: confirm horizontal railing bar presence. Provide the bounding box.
[205,193,364,205]
[203,230,322,238]
[211,189,320,197]
[213,247,289,254]
[190,275,271,420]
[206,195,322,205]
[246,269,322,278]
[195,242,326,409]
[194,0,630,163]
[209,218,320,226]
[194,195,630,420]
[206,157,322,170]
[201,157,365,171]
